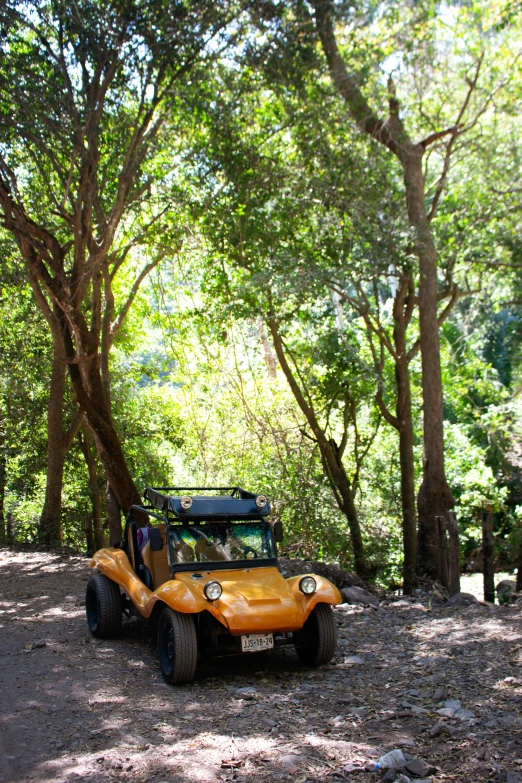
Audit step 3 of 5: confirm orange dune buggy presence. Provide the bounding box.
[86,486,341,684]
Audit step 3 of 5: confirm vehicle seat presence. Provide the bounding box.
[140,525,170,588]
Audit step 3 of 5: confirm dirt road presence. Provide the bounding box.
[1,549,522,783]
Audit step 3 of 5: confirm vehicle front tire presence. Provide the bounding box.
[85,573,122,638]
[157,607,197,685]
[294,603,337,666]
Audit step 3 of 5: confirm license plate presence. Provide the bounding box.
[241,633,274,653]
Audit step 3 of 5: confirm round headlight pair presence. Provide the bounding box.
[299,576,316,595]
[180,496,193,510]
[204,581,222,601]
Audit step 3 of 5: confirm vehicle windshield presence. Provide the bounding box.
[168,521,276,565]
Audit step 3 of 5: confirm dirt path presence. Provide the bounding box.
[1,549,522,783]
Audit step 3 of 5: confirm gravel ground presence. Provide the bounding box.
[1,549,522,783]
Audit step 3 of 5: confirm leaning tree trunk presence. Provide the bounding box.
[319,436,368,578]
[400,146,455,580]
[62,316,140,521]
[268,314,368,578]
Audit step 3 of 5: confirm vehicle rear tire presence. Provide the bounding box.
[294,603,337,666]
[157,607,197,685]
[85,573,122,638]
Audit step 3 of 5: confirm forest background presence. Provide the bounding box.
[0,0,521,594]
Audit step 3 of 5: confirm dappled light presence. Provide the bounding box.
[2,550,522,783]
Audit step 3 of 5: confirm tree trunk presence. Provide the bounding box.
[319,436,367,577]
[268,314,368,578]
[517,528,522,593]
[400,146,455,580]
[395,357,417,594]
[39,348,67,546]
[482,509,495,603]
[61,314,140,517]
[311,0,456,583]
[78,424,104,554]
[106,483,123,547]
[0,420,5,542]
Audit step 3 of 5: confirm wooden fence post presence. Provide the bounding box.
[482,508,495,603]
[436,516,449,590]
[447,511,460,596]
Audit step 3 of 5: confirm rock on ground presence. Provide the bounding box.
[340,585,380,607]
[445,591,479,607]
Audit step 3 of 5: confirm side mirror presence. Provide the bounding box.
[273,520,284,543]
[149,528,163,551]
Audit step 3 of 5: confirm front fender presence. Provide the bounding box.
[148,581,217,619]
[286,574,342,621]
[91,548,152,611]
[91,548,224,622]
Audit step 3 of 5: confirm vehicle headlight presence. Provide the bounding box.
[180,496,193,510]
[204,581,222,601]
[255,495,267,508]
[299,576,316,595]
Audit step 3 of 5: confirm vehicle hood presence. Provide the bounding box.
[175,566,304,634]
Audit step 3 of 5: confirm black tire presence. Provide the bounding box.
[157,607,198,685]
[85,573,122,639]
[294,603,337,666]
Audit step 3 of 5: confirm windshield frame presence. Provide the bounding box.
[165,519,277,575]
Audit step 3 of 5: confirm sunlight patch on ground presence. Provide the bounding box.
[460,571,515,600]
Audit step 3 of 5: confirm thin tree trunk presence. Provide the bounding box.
[28,278,83,548]
[100,294,123,545]
[268,314,368,578]
[396,357,417,594]
[39,348,67,546]
[0,418,5,541]
[360,277,417,592]
[516,530,522,593]
[482,509,495,603]
[78,423,104,553]
[319,438,367,577]
[105,483,122,547]
[400,149,455,579]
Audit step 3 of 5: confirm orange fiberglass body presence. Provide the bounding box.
[86,485,342,685]
[91,547,341,635]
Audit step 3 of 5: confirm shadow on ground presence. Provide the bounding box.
[1,549,522,783]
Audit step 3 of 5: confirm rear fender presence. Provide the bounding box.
[286,574,342,621]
